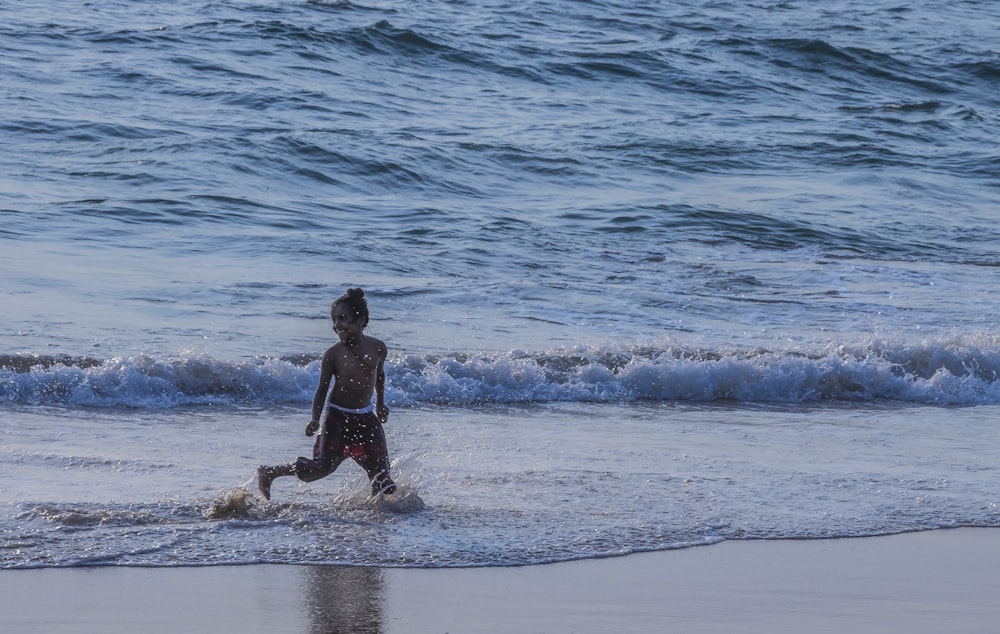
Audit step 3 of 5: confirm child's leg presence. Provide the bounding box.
[356,424,396,496]
[368,465,396,496]
[258,428,344,500]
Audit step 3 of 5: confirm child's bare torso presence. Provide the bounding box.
[327,335,385,409]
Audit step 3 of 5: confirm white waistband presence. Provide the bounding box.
[326,401,375,414]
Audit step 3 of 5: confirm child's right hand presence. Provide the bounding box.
[305,420,319,436]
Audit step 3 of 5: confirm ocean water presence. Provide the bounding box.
[2,0,999,568]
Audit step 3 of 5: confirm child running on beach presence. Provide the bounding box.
[258,287,396,499]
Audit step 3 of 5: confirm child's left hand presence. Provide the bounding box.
[377,404,390,423]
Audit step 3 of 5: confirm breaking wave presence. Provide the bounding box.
[3,336,1000,409]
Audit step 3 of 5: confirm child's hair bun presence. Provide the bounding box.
[347,287,365,299]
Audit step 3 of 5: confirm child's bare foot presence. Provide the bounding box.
[257,466,274,500]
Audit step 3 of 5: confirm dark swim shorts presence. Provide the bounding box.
[294,407,396,495]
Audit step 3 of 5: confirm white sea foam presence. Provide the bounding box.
[5,400,999,569]
[3,337,1000,409]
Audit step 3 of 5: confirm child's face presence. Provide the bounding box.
[331,303,364,342]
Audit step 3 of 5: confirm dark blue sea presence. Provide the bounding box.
[2,0,999,569]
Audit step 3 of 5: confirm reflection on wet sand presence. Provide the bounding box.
[305,565,385,634]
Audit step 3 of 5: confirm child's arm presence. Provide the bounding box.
[375,343,389,423]
[308,348,336,435]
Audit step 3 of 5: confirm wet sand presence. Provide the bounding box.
[2,528,998,633]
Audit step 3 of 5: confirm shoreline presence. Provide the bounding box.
[3,528,999,633]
